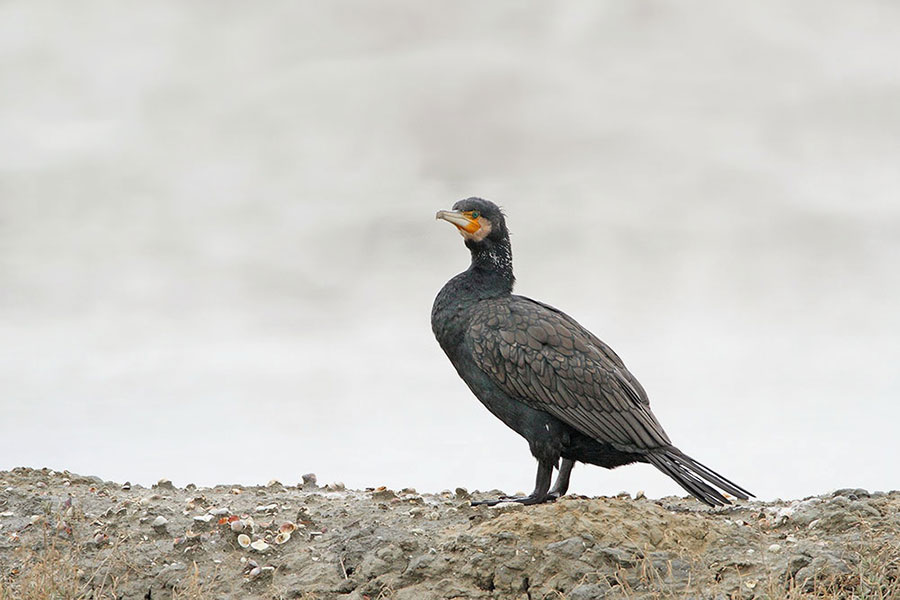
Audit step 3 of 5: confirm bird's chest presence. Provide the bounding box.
[431,299,473,359]
[431,278,481,355]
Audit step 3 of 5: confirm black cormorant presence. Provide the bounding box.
[431,198,752,507]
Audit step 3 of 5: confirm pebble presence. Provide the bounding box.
[372,488,396,502]
[768,543,782,553]
[154,479,175,491]
[209,507,230,516]
[301,473,317,487]
[151,516,168,530]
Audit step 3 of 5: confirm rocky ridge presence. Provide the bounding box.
[0,468,897,599]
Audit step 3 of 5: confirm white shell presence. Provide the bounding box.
[237,534,251,548]
[230,519,245,532]
[274,531,291,544]
[250,539,270,552]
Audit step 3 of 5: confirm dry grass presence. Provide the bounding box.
[555,537,900,600]
[0,521,216,600]
[171,563,213,600]
[0,539,123,600]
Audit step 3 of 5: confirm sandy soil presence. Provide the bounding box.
[1,468,898,599]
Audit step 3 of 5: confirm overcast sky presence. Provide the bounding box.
[2,1,899,501]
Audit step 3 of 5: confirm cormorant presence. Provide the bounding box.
[431,198,752,507]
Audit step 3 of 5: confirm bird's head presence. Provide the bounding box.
[435,197,508,247]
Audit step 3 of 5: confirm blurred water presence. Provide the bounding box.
[1,1,899,500]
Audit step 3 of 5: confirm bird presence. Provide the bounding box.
[431,197,753,507]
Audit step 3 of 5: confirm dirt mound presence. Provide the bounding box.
[1,469,897,599]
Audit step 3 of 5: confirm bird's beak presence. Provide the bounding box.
[435,210,481,234]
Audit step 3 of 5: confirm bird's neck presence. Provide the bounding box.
[465,237,515,296]
[431,237,514,355]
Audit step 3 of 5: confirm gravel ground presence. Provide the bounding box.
[1,468,898,599]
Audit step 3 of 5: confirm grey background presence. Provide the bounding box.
[2,1,898,501]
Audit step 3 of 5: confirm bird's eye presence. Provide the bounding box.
[471,211,480,219]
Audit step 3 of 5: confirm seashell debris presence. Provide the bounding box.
[250,539,270,552]
[274,531,291,544]
[237,534,251,548]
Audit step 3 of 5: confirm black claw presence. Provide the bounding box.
[471,494,555,507]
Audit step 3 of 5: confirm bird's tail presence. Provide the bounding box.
[646,447,753,507]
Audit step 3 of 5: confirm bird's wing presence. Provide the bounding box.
[466,296,672,451]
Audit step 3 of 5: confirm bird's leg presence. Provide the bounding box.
[548,458,574,499]
[471,459,554,506]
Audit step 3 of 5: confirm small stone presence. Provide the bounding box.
[546,537,587,559]
[768,543,782,553]
[151,516,168,531]
[795,554,851,591]
[154,479,175,491]
[455,487,470,500]
[372,488,396,502]
[568,583,607,600]
[208,507,229,516]
[267,479,282,488]
[635,490,646,500]
[301,473,317,487]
